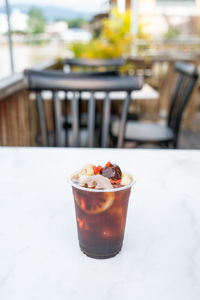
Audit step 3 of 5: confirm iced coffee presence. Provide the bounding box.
[70,162,134,259]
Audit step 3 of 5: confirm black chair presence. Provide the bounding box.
[63,58,125,74]
[62,59,126,130]
[24,69,143,147]
[111,62,199,148]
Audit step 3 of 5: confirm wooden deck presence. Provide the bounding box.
[124,129,200,149]
[179,130,200,149]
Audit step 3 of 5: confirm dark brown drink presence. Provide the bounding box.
[72,185,132,259]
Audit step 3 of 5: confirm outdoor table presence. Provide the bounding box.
[0,148,199,300]
[32,83,159,102]
[78,83,159,101]
[61,83,159,101]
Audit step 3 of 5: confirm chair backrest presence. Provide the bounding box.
[24,69,143,148]
[167,62,198,137]
[63,58,125,73]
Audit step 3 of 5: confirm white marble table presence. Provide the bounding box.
[0,148,199,300]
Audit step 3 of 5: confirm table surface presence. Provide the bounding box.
[0,148,199,300]
[75,84,159,101]
[35,83,159,102]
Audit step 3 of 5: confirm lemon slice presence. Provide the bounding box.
[75,192,114,215]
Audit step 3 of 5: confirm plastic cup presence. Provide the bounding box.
[69,174,135,259]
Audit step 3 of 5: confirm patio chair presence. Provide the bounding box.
[24,69,143,147]
[62,58,125,74]
[111,62,199,148]
[62,59,127,130]
[61,61,125,125]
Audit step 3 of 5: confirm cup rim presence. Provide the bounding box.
[68,171,136,193]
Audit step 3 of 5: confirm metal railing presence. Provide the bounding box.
[4,0,14,74]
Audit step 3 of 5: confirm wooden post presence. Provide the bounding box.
[28,93,39,146]
[0,101,8,146]
[126,0,131,10]
[183,79,200,130]
[158,62,176,117]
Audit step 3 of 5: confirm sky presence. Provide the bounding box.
[0,0,108,13]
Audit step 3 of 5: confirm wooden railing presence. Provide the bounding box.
[128,55,200,129]
[0,59,62,146]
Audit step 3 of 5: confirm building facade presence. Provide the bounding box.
[111,0,200,37]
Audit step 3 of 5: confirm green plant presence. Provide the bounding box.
[164,26,181,40]
[27,7,46,35]
[71,8,133,58]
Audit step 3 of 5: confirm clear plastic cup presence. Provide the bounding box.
[69,174,135,259]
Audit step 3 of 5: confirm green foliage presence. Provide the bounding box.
[71,8,133,58]
[164,26,181,40]
[54,18,67,22]
[11,30,26,35]
[71,42,87,58]
[67,18,88,29]
[27,7,46,35]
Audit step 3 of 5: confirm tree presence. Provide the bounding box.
[67,18,87,29]
[27,7,46,35]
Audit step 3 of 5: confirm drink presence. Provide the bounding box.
[69,162,134,259]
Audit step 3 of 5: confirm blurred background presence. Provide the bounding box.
[0,0,200,148]
[1,0,200,77]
